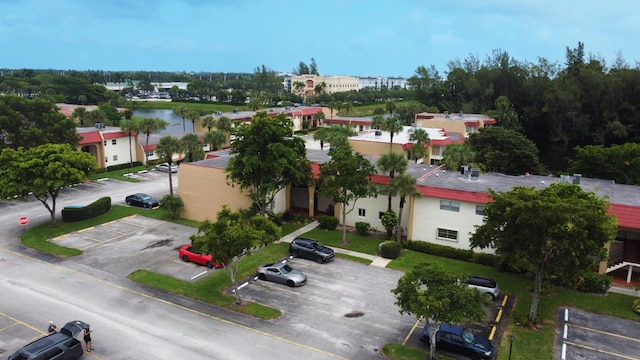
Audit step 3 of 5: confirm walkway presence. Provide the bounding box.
[278,221,392,267]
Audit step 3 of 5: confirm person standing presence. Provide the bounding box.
[47,321,57,334]
[83,324,94,352]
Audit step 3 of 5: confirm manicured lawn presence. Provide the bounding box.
[302,228,381,255]
[87,165,151,182]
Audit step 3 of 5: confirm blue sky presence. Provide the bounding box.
[1,0,639,77]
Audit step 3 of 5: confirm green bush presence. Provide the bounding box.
[574,272,612,293]
[379,241,402,259]
[106,161,143,172]
[270,212,283,226]
[633,298,640,315]
[513,311,532,327]
[160,195,184,219]
[405,240,473,262]
[355,221,371,236]
[470,252,499,267]
[61,197,111,222]
[381,211,397,239]
[317,215,339,230]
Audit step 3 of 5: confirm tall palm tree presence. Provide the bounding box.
[342,102,352,115]
[388,173,421,242]
[216,116,232,134]
[139,117,168,166]
[155,135,183,196]
[409,128,430,163]
[377,152,408,212]
[372,115,404,152]
[188,110,200,133]
[201,115,217,132]
[71,107,87,126]
[204,130,226,151]
[312,110,325,129]
[175,106,189,132]
[180,133,205,162]
[120,116,140,169]
[385,101,396,115]
[327,101,337,119]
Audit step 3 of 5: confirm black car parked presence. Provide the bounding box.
[125,193,159,208]
[9,320,88,360]
[289,237,335,263]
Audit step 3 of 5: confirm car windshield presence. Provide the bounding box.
[461,328,475,344]
[314,242,324,249]
[141,195,152,200]
[281,264,293,273]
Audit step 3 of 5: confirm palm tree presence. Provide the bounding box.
[71,107,87,126]
[327,101,338,119]
[377,152,408,212]
[372,115,404,152]
[385,101,396,115]
[188,110,200,133]
[312,110,325,129]
[175,106,189,132]
[120,116,140,170]
[216,116,232,134]
[388,173,421,242]
[201,115,217,132]
[204,130,226,151]
[409,128,430,163]
[180,133,205,162]
[155,135,183,196]
[139,117,168,166]
[443,143,474,171]
[342,102,352,115]
[78,95,87,105]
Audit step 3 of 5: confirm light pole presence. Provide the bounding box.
[509,335,514,360]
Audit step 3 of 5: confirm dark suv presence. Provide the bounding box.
[289,237,335,263]
[8,320,88,360]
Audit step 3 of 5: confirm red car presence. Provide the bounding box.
[179,245,226,269]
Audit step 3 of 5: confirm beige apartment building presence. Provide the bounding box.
[415,111,496,138]
[291,74,359,95]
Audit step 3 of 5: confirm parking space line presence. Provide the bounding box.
[101,221,116,226]
[564,340,639,360]
[0,247,347,360]
[402,317,423,345]
[78,227,95,233]
[0,310,46,334]
[568,323,640,343]
[51,234,70,241]
[0,322,20,332]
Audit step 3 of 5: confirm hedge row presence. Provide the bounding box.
[61,197,112,222]
[405,240,498,267]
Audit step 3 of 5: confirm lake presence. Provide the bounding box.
[133,109,195,134]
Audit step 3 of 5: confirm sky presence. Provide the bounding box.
[1,0,640,77]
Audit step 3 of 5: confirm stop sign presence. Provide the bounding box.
[19,217,28,225]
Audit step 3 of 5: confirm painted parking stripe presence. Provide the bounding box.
[568,323,640,343]
[564,340,639,360]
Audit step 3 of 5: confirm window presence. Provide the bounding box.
[146,151,154,157]
[104,156,108,163]
[437,228,458,241]
[440,200,460,212]
[358,208,366,217]
[104,140,107,146]
[431,146,442,156]
[465,125,477,134]
[475,205,485,215]
[112,139,117,145]
[113,155,118,161]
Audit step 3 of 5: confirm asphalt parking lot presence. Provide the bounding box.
[556,307,640,360]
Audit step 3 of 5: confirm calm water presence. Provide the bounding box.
[133,109,195,134]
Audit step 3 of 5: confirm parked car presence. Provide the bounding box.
[256,261,307,287]
[420,323,496,360]
[465,275,500,300]
[179,244,226,269]
[125,193,159,208]
[155,162,178,173]
[289,237,335,263]
[8,320,88,360]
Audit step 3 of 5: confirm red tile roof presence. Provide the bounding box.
[609,203,640,230]
[103,131,129,139]
[78,131,102,145]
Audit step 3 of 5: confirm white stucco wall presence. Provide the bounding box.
[343,195,410,234]
[104,136,135,166]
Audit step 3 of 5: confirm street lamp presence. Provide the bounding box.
[509,335,514,360]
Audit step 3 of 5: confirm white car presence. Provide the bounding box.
[155,163,178,173]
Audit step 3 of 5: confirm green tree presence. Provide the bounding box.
[84,109,108,126]
[391,262,489,360]
[138,117,168,166]
[226,113,312,216]
[388,173,421,242]
[160,195,184,219]
[315,124,356,149]
[188,110,200,133]
[0,144,97,225]
[175,106,189,132]
[201,115,217,132]
[155,135,183,196]
[190,206,280,305]
[408,128,430,163]
[71,107,87,126]
[317,144,378,243]
[342,101,352,115]
[120,116,140,170]
[377,152,408,211]
[467,126,544,175]
[569,143,640,185]
[372,115,404,152]
[216,116,232,134]
[180,133,205,163]
[470,183,617,323]
[385,101,396,115]
[443,143,474,171]
[77,94,87,105]
[0,95,79,150]
[204,130,226,151]
[312,110,325,129]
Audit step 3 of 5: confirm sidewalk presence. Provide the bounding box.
[278,221,392,267]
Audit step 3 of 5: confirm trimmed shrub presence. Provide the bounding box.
[633,298,640,315]
[160,195,184,219]
[574,272,612,293]
[379,241,402,259]
[106,161,143,172]
[380,211,397,239]
[405,240,473,262]
[355,221,371,236]
[317,215,339,230]
[270,212,284,226]
[470,252,499,267]
[61,197,111,222]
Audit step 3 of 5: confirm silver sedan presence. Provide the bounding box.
[256,261,307,287]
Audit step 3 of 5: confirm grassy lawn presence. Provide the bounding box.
[302,228,381,255]
[87,165,151,182]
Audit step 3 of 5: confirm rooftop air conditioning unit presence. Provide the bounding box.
[375,130,382,136]
[470,168,480,179]
[573,173,582,185]
[560,175,570,183]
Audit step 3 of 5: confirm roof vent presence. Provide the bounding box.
[560,175,570,183]
[573,173,582,185]
[444,111,450,119]
[95,122,105,130]
[459,111,464,117]
[470,168,480,179]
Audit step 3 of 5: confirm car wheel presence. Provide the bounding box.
[316,256,324,264]
[258,273,266,280]
[290,250,298,258]
[181,255,189,262]
[487,293,495,302]
[287,280,295,287]
[205,261,213,269]
[126,201,130,205]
